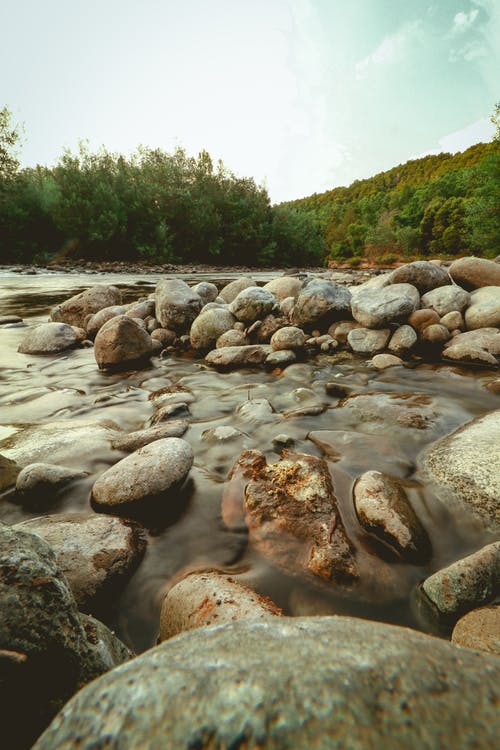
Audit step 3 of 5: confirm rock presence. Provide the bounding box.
[347,327,391,354]
[270,326,307,351]
[79,614,133,674]
[407,308,440,333]
[449,256,500,290]
[85,305,126,337]
[236,398,276,424]
[353,471,431,563]
[216,329,250,347]
[0,314,22,325]
[91,437,193,509]
[242,450,358,586]
[272,434,295,450]
[111,421,189,451]
[201,425,246,443]
[155,279,202,332]
[351,284,420,328]
[71,326,87,342]
[371,353,404,369]
[444,328,500,356]
[464,286,500,330]
[149,402,190,424]
[205,345,272,368]
[389,261,450,293]
[14,514,146,612]
[328,320,362,343]
[94,315,152,370]
[159,571,282,640]
[219,277,255,303]
[443,343,498,366]
[279,296,296,317]
[18,322,78,354]
[50,285,122,328]
[15,463,87,500]
[263,276,302,301]
[388,325,417,355]
[254,314,288,343]
[418,542,500,626]
[229,286,276,323]
[451,605,500,655]
[125,299,156,320]
[420,323,450,345]
[421,410,500,531]
[0,526,130,750]
[191,281,219,305]
[190,308,235,350]
[150,327,176,347]
[292,279,351,328]
[420,285,470,317]
[440,310,464,331]
[0,454,20,491]
[336,392,436,433]
[32,617,500,750]
[266,350,297,367]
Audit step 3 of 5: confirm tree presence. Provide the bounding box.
[0,107,22,179]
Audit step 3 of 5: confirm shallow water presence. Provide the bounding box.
[0,270,498,651]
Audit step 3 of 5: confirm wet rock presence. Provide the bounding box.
[85,305,126,338]
[283,403,325,418]
[219,276,255,303]
[191,281,219,305]
[18,322,78,355]
[15,463,87,500]
[236,398,276,424]
[205,344,272,368]
[440,310,464,331]
[216,329,250,348]
[149,402,190,423]
[0,314,22,325]
[389,261,450,293]
[420,285,470,317]
[272,434,295,450]
[125,299,155,320]
[150,327,176,347]
[0,454,20,491]
[79,614,133,673]
[155,279,202,332]
[337,392,436,432]
[451,605,500,655]
[159,571,281,641]
[254,314,287,343]
[308,430,411,475]
[32,616,500,750]
[243,450,358,586]
[421,410,500,531]
[347,327,391,354]
[444,328,500,357]
[351,284,420,328]
[464,286,500,330]
[111,421,189,451]
[328,320,361,343]
[189,308,235,350]
[292,279,351,328]
[263,276,302,301]
[266,350,297,368]
[371,353,403,369]
[449,256,500,290]
[229,286,276,323]
[388,325,417,355]
[91,437,193,509]
[270,326,307,351]
[201,425,246,443]
[50,285,122,329]
[279,296,295,317]
[443,343,498,366]
[407,308,440,333]
[0,526,129,750]
[420,323,450,345]
[94,316,152,370]
[14,514,146,612]
[353,471,431,563]
[418,542,500,626]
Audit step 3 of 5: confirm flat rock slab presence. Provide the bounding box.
[205,344,272,368]
[33,617,500,750]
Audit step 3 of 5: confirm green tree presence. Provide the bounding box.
[0,107,22,179]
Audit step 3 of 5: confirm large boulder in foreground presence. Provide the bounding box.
[155,279,202,332]
[94,315,152,370]
[33,617,500,750]
[50,285,122,328]
[421,410,500,532]
[18,322,78,355]
[449,256,500,290]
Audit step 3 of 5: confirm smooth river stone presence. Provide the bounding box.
[229,286,276,323]
[464,286,500,330]
[189,308,235,350]
[449,256,500,290]
[420,285,470,317]
[205,344,272,367]
[292,279,351,328]
[94,315,153,370]
[351,284,420,328]
[50,284,122,328]
[389,261,450,293]
[155,279,202,332]
[91,437,193,508]
[18,322,78,354]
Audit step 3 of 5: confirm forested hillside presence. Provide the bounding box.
[0,105,498,267]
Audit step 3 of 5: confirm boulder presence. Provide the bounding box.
[464,286,500,330]
[15,463,87,500]
[14,514,146,612]
[407,308,440,333]
[50,285,122,328]
[125,299,156,320]
[328,320,362,343]
[389,261,450,293]
[219,277,255,303]
[85,305,126,337]
[351,284,420,328]
[270,326,307,351]
[371,353,404,369]
[451,605,500,655]
[91,437,193,509]
[205,345,272,368]
[421,410,500,531]
[32,617,500,750]
[155,279,202,332]
[442,328,499,366]
[266,350,296,367]
[189,308,235,350]
[263,276,303,301]
[388,325,417,355]
[111,421,189,451]
[216,329,250,348]
[292,279,351,328]
[353,471,431,563]
[159,571,281,640]
[18,322,78,355]
[420,285,470,317]
[190,281,219,305]
[420,323,450,345]
[347,327,391,354]
[449,256,500,290]
[236,398,276,424]
[440,310,464,331]
[254,314,288,343]
[0,453,21,491]
[229,287,276,323]
[94,315,152,370]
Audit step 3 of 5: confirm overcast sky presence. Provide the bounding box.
[2,0,498,202]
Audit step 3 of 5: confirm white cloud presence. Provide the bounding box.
[354,21,422,80]
[451,9,479,33]
[412,117,495,159]
[449,39,487,61]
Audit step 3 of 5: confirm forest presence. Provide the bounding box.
[0,106,498,267]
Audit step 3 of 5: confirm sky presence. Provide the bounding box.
[2,0,498,202]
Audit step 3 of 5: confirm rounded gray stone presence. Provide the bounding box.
[18,322,78,355]
[420,285,470,317]
[155,279,202,332]
[347,327,391,354]
[190,308,235,350]
[94,315,153,370]
[389,261,450,293]
[229,287,276,323]
[50,285,122,329]
[292,279,352,328]
[351,284,420,328]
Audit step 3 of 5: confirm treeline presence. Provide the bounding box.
[287,141,499,264]
[0,140,324,266]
